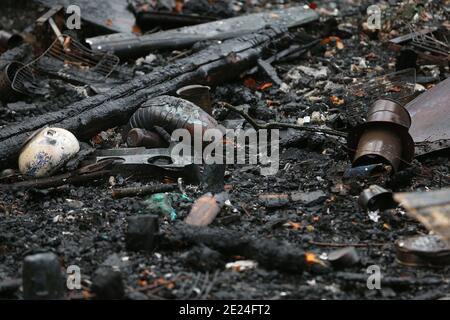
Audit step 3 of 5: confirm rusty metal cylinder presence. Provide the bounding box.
[348,99,415,172]
[176,85,212,115]
[127,128,167,148]
[353,126,404,171]
[358,185,396,211]
[366,99,411,128]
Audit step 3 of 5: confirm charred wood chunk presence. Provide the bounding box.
[126,215,159,252]
[22,252,64,300]
[180,245,225,271]
[91,267,125,300]
[160,225,308,273]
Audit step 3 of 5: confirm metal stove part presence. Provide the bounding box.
[395,235,450,267]
[129,95,220,136]
[358,185,397,211]
[95,148,193,167]
[94,147,200,183]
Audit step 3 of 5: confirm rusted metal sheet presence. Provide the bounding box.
[394,188,450,247]
[406,77,450,155]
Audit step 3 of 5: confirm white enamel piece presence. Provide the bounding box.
[19,128,80,178]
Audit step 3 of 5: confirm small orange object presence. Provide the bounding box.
[305,252,320,264]
[91,134,103,145]
[132,24,142,35]
[286,221,302,230]
[321,36,344,50]
[330,95,345,106]
[258,82,273,91]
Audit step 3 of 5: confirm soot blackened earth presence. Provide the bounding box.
[1,0,449,300]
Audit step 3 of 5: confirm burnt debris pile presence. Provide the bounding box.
[0,0,449,300]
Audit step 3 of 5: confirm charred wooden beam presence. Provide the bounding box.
[0,27,289,168]
[86,6,318,58]
[159,225,309,273]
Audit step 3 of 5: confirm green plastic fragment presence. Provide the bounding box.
[141,192,192,221]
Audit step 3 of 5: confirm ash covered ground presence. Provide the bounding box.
[0,0,449,300]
